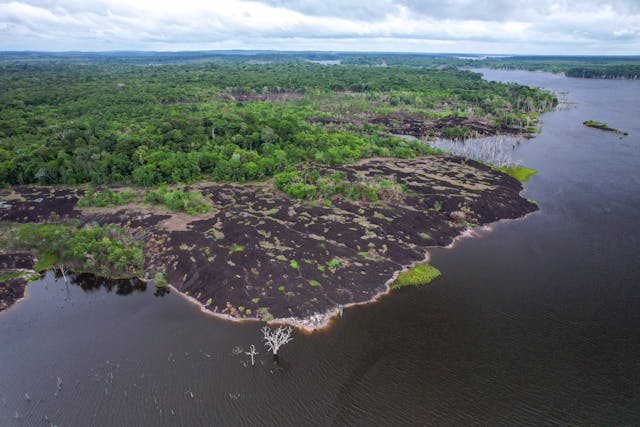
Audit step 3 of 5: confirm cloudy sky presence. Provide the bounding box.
[0,0,639,54]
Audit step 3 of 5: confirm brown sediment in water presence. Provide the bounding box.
[0,155,536,329]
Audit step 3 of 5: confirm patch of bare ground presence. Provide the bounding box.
[0,155,536,329]
[310,110,523,139]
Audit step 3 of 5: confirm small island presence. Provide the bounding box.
[583,120,628,136]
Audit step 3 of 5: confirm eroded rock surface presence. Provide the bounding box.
[0,156,536,323]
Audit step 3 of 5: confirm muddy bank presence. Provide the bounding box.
[0,155,536,327]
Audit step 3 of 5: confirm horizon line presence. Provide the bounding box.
[1,50,639,58]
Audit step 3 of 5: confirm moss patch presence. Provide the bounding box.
[391,263,441,289]
[496,165,538,182]
[229,244,245,254]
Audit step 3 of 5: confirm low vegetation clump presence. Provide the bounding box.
[78,188,137,207]
[496,165,538,182]
[228,244,244,254]
[326,258,342,268]
[274,168,407,202]
[144,187,211,214]
[6,221,144,278]
[153,271,168,287]
[583,120,628,136]
[391,263,441,289]
[441,125,471,140]
[0,270,33,282]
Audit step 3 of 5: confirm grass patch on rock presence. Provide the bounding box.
[391,263,441,289]
[0,270,29,282]
[496,165,538,182]
[229,244,244,254]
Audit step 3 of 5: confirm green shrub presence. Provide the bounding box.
[274,168,405,202]
[154,271,168,287]
[361,186,379,202]
[13,222,144,278]
[144,187,211,214]
[78,188,136,207]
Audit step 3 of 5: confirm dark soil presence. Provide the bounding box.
[0,253,37,312]
[310,110,523,139]
[0,277,29,312]
[0,253,36,270]
[0,186,82,223]
[0,156,536,325]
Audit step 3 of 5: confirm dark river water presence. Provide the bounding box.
[2,69,640,426]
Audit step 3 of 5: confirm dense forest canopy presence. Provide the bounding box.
[338,55,640,79]
[0,56,557,186]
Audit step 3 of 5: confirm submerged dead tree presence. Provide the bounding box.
[245,344,258,366]
[261,326,293,356]
[57,264,68,283]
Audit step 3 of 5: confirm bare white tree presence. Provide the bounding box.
[261,326,293,356]
[57,264,68,283]
[245,344,259,366]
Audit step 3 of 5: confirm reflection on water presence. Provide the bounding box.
[65,273,147,296]
[154,286,171,297]
[51,270,172,297]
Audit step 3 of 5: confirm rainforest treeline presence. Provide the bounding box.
[0,58,557,186]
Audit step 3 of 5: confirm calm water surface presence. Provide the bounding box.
[1,70,640,426]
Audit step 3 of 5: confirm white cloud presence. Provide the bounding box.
[0,0,638,53]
